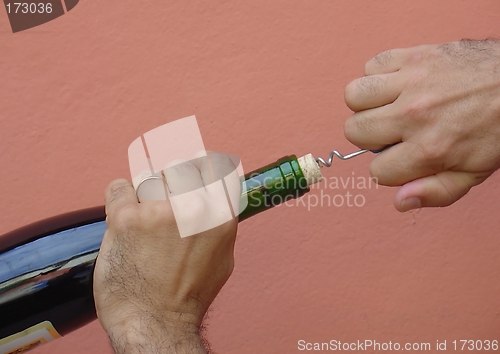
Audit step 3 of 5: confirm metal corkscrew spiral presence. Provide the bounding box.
[315,149,369,167]
[315,145,394,167]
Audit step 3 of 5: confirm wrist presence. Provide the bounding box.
[106,314,206,354]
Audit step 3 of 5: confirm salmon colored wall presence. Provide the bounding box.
[1,1,500,353]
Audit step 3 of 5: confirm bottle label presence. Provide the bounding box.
[0,321,61,354]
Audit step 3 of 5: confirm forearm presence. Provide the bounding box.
[107,316,207,354]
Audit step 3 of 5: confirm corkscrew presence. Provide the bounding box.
[315,145,393,167]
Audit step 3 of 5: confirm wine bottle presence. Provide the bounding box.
[0,154,322,353]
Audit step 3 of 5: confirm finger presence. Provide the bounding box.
[369,141,436,186]
[105,179,138,216]
[163,160,204,196]
[136,174,168,202]
[199,152,237,186]
[345,72,404,112]
[344,104,403,151]
[364,45,431,76]
[393,171,489,212]
[200,152,241,218]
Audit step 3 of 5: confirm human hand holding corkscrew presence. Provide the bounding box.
[318,41,500,212]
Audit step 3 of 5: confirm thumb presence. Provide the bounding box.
[394,171,489,212]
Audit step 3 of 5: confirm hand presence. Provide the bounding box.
[94,152,239,353]
[344,40,500,212]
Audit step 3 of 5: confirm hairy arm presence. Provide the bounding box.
[94,153,240,353]
[107,317,207,354]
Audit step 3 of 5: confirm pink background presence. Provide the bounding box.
[1,1,500,353]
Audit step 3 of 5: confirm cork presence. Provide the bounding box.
[297,153,323,186]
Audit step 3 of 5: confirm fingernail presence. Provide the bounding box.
[400,197,421,212]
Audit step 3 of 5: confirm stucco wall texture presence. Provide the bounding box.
[1,1,500,353]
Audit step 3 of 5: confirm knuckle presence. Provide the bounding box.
[106,179,130,197]
[146,201,176,230]
[343,117,359,143]
[359,76,386,97]
[365,50,392,74]
[110,201,176,236]
[437,42,458,55]
[439,187,457,207]
[344,80,359,107]
[208,151,232,164]
[344,113,379,145]
[412,140,447,169]
[369,160,387,185]
[110,203,140,230]
[398,67,426,93]
[363,61,374,76]
[206,152,237,179]
[435,175,461,207]
[170,161,198,177]
[115,203,139,222]
[375,50,393,65]
[356,114,378,134]
[402,94,433,118]
[109,185,128,199]
[406,46,427,64]
[345,76,386,109]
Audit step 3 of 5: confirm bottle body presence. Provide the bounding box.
[0,207,105,353]
[0,155,316,352]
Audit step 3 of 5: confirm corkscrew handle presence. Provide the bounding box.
[369,146,391,153]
